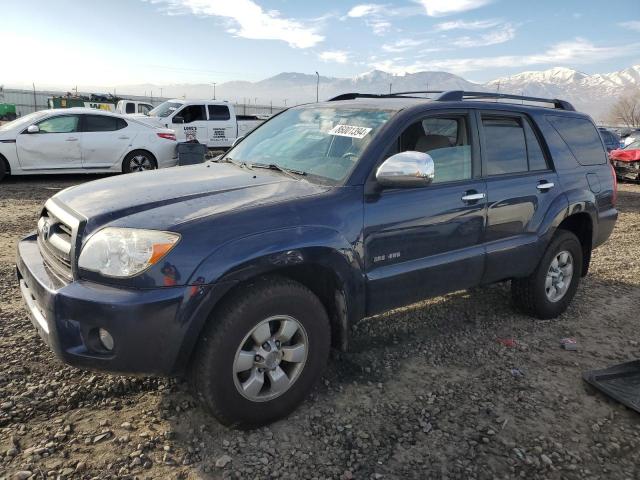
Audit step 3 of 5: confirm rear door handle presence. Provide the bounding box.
[537,182,555,191]
[118,136,130,140]
[65,137,78,142]
[461,192,486,202]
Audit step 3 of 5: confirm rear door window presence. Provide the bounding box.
[523,119,548,171]
[125,102,135,114]
[482,117,528,175]
[208,105,231,121]
[84,115,126,132]
[546,116,606,165]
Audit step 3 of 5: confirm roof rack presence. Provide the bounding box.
[328,90,575,111]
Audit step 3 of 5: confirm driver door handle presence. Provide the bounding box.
[65,137,79,142]
[461,192,486,202]
[537,182,555,191]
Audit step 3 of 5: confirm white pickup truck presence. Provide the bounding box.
[143,99,266,149]
[115,100,154,116]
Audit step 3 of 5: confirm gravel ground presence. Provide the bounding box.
[1,174,639,480]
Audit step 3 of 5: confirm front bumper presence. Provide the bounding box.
[16,233,220,376]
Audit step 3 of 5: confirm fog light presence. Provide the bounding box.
[98,328,114,351]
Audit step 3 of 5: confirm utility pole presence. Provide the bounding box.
[389,83,392,94]
[160,87,163,98]
[270,100,273,114]
[284,99,288,107]
[315,71,319,102]
[32,83,37,112]
[212,82,216,100]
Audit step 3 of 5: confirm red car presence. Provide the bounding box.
[610,139,640,182]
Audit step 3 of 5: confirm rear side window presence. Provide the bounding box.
[125,102,135,114]
[84,115,126,132]
[546,116,606,165]
[208,105,231,121]
[482,117,528,175]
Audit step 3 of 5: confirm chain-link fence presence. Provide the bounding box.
[1,88,284,117]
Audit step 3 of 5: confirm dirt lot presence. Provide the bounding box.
[1,175,639,480]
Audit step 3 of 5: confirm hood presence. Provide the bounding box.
[610,148,640,162]
[54,163,327,231]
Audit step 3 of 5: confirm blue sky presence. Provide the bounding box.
[2,0,639,88]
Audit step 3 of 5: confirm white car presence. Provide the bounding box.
[0,108,178,182]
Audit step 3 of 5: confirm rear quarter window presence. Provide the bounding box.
[546,116,606,166]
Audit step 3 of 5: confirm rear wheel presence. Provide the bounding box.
[122,151,157,173]
[511,230,583,319]
[189,276,331,428]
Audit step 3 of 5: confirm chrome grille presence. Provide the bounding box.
[37,201,80,282]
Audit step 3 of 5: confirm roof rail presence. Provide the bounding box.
[435,90,575,111]
[328,91,445,101]
[328,90,575,111]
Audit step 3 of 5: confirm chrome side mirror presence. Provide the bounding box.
[376,151,435,188]
[27,125,40,134]
[232,136,245,147]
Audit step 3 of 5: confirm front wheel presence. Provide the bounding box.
[511,230,583,319]
[122,151,157,173]
[189,276,331,428]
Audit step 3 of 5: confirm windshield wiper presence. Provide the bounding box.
[216,157,253,170]
[251,163,306,179]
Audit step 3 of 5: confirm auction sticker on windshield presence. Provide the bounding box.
[328,124,372,139]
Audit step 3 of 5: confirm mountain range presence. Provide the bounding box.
[103,64,640,121]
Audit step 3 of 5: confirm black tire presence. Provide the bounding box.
[189,276,331,428]
[0,157,9,183]
[122,150,157,173]
[511,229,583,319]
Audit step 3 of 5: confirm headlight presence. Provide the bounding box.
[78,228,180,278]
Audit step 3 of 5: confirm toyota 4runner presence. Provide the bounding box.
[16,90,618,427]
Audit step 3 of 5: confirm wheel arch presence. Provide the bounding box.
[556,211,593,276]
[0,153,10,178]
[173,235,365,374]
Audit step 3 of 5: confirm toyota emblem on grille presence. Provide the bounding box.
[41,220,51,241]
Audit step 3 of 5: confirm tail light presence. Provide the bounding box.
[157,132,176,141]
[610,161,617,206]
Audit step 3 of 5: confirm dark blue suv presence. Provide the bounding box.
[16,91,618,427]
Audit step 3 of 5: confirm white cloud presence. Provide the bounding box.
[382,39,425,52]
[452,24,515,48]
[434,19,501,31]
[416,0,493,17]
[347,4,385,17]
[369,38,640,74]
[148,0,323,48]
[319,50,350,63]
[619,20,640,32]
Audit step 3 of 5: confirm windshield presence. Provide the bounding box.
[625,139,640,150]
[225,106,394,184]
[0,111,49,132]
[148,101,183,118]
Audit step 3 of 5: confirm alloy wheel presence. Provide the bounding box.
[233,315,308,402]
[545,250,574,302]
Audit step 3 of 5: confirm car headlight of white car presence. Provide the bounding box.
[78,227,180,277]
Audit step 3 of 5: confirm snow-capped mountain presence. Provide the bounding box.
[112,64,640,121]
[487,65,640,119]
